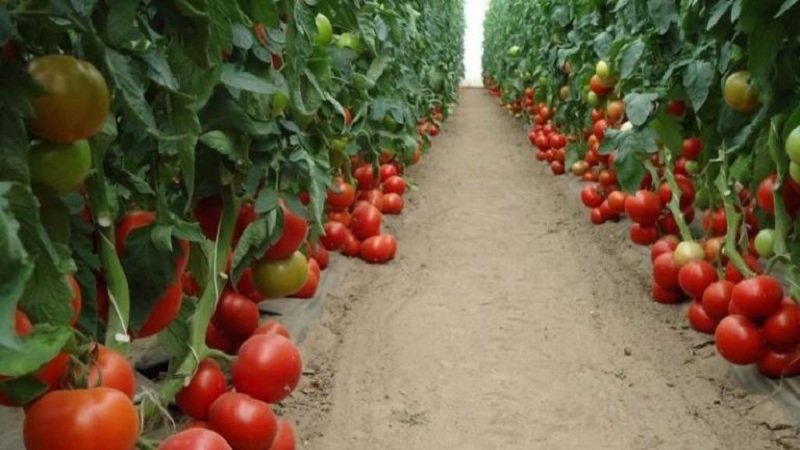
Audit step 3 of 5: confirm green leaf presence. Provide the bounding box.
[249,0,279,28]
[119,226,178,333]
[650,114,683,157]
[106,1,139,45]
[747,22,781,95]
[141,51,180,92]
[221,65,277,94]
[0,326,71,378]
[647,0,679,34]
[619,39,645,79]
[776,0,800,17]
[106,49,159,134]
[169,94,200,209]
[0,184,34,349]
[615,151,647,194]
[683,60,714,110]
[624,93,658,127]
[366,55,394,87]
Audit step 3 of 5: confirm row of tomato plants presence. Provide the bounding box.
[0,0,463,449]
[483,0,800,382]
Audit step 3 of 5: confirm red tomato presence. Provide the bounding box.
[115,210,157,255]
[360,234,398,264]
[176,359,228,420]
[724,255,763,283]
[382,193,405,215]
[590,108,605,123]
[629,223,658,246]
[549,133,567,149]
[213,291,260,341]
[580,184,604,208]
[715,315,765,365]
[678,260,718,299]
[666,100,686,117]
[235,268,264,303]
[589,75,613,97]
[158,429,232,450]
[379,164,398,182]
[763,302,800,351]
[321,221,347,251]
[593,119,608,141]
[382,176,406,196]
[326,178,356,212]
[135,282,184,338]
[350,204,382,240]
[206,322,237,355]
[341,230,361,257]
[729,275,784,321]
[23,388,140,450]
[264,201,309,260]
[651,280,683,305]
[701,280,735,319]
[182,272,201,297]
[657,176,695,209]
[208,393,278,450]
[87,345,137,399]
[253,321,291,339]
[232,334,302,404]
[268,419,296,450]
[757,348,800,379]
[652,252,681,290]
[353,164,376,191]
[757,174,800,216]
[304,241,329,270]
[687,300,720,334]
[682,137,703,161]
[355,189,384,212]
[651,235,679,262]
[598,170,616,187]
[550,161,565,175]
[607,190,627,214]
[624,190,662,225]
[590,208,605,225]
[196,196,254,243]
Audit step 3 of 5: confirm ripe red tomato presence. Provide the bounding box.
[213,291,260,341]
[158,429,232,450]
[232,334,302,404]
[549,133,567,149]
[382,193,405,215]
[589,74,613,97]
[652,252,681,290]
[678,260,718,299]
[666,100,686,117]
[657,176,695,209]
[23,387,140,450]
[682,137,703,161]
[724,255,762,283]
[379,164,398,182]
[321,221,347,250]
[606,101,624,123]
[341,230,361,257]
[550,160,566,175]
[326,178,356,212]
[87,345,137,399]
[701,280,735,319]
[360,234,398,264]
[687,300,720,334]
[382,176,406,196]
[651,280,683,304]
[176,359,228,420]
[580,184,604,208]
[253,321,291,339]
[304,241,329,270]
[264,201,309,260]
[629,223,658,246]
[268,419,296,450]
[624,190,662,225]
[350,204,382,240]
[763,302,800,351]
[208,393,278,450]
[715,315,765,365]
[593,119,608,141]
[651,236,679,262]
[729,275,784,320]
[607,191,627,214]
[206,322,238,355]
[757,348,800,379]
[353,164,376,191]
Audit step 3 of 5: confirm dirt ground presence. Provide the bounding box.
[280,88,800,450]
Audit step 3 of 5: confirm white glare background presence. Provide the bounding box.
[462,0,490,87]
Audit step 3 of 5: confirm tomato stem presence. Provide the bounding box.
[714,144,754,279]
[86,142,131,354]
[767,116,791,258]
[650,155,693,242]
[142,177,240,422]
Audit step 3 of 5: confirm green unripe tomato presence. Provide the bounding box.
[596,60,611,80]
[790,161,800,184]
[684,161,700,175]
[785,126,800,164]
[506,46,520,57]
[29,139,92,194]
[272,90,290,117]
[336,32,361,54]
[754,229,776,258]
[587,91,599,107]
[315,14,333,47]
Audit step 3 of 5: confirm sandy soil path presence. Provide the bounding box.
[281,88,798,450]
